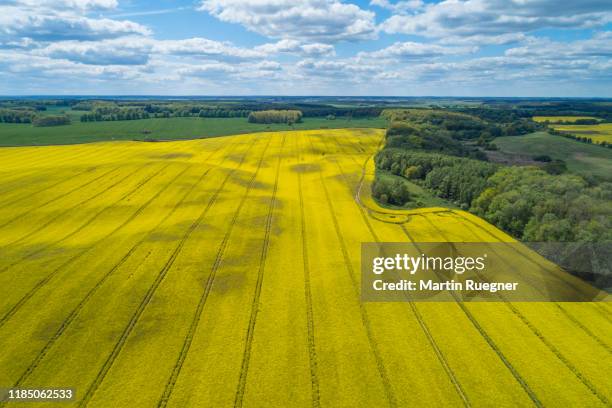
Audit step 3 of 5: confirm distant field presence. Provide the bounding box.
[494,132,612,181]
[0,116,387,146]
[532,116,601,123]
[553,123,612,144]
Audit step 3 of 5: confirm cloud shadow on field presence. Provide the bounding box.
[147,231,180,242]
[231,173,270,190]
[148,152,194,160]
[291,162,321,173]
[210,271,247,294]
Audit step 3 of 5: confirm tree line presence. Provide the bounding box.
[0,109,35,123]
[247,110,302,124]
[548,128,612,149]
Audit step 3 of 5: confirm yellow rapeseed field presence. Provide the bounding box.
[552,123,612,144]
[0,129,610,407]
[532,116,612,144]
[532,116,601,123]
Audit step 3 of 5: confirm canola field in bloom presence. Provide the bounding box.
[0,129,610,407]
[552,123,612,144]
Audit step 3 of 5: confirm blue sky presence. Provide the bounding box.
[1,0,611,96]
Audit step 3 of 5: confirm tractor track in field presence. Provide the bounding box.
[452,212,611,324]
[0,163,174,328]
[234,134,285,408]
[437,214,610,405]
[460,212,612,324]
[157,136,271,408]
[0,166,101,208]
[401,222,543,407]
[0,145,139,207]
[0,166,121,231]
[296,135,321,408]
[448,212,611,353]
[0,163,165,274]
[309,136,398,408]
[325,134,470,408]
[0,164,148,258]
[0,164,205,400]
[0,144,111,184]
[77,140,257,408]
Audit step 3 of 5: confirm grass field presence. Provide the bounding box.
[0,129,610,407]
[0,117,387,147]
[494,131,612,181]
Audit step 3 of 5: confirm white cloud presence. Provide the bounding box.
[255,39,335,56]
[505,32,612,59]
[153,38,266,59]
[380,0,612,44]
[9,0,118,11]
[198,0,377,42]
[37,37,151,65]
[370,0,423,14]
[359,41,475,60]
[0,0,610,96]
[0,4,151,42]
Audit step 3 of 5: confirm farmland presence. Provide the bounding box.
[0,116,387,147]
[494,131,612,181]
[552,123,612,145]
[0,129,610,407]
[532,116,602,123]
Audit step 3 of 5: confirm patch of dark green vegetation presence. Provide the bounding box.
[247,110,302,124]
[494,132,612,182]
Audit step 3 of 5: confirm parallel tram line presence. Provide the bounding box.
[401,222,543,407]
[443,211,611,350]
[307,135,397,408]
[296,134,321,408]
[324,133,469,407]
[452,212,612,325]
[0,166,99,208]
[0,142,136,194]
[0,165,121,231]
[77,139,260,408]
[1,127,243,396]
[234,134,286,407]
[0,163,146,250]
[0,164,207,402]
[0,145,140,208]
[0,163,156,274]
[0,143,108,178]
[430,214,610,404]
[157,136,272,408]
[0,163,174,328]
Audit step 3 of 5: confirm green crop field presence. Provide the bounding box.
[494,132,612,181]
[0,116,387,147]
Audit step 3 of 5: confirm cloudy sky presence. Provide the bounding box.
[1,0,611,96]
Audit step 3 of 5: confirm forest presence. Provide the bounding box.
[374,109,612,249]
[247,110,303,124]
